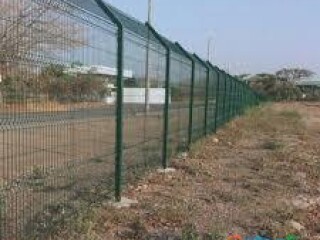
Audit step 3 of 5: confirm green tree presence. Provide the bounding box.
[249,73,302,101]
[276,68,315,82]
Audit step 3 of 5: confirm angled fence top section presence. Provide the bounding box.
[68,0,112,21]
[67,0,198,58]
[99,1,163,44]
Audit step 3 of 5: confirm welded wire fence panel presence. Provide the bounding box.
[231,79,236,118]
[122,30,166,184]
[168,53,192,158]
[226,75,232,121]
[206,68,218,133]
[0,0,118,238]
[0,0,260,239]
[191,63,207,142]
[214,70,221,128]
[221,73,229,125]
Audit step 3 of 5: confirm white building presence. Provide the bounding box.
[65,65,168,105]
[65,65,133,104]
[65,65,133,79]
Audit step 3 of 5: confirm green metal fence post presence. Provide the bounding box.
[239,82,242,113]
[242,82,246,112]
[246,84,249,108]
[234,79,238,116]
[204,65,210,135]
[239,81,243,113]
[227,75,232,121]
[228,75,231,120]
[207,63,220,133]
[193,54,209,136]
[146,23,171,169]
[233,78,236,117]
[95,0,124,202]
[215,68,221,132]
[175,43,195,148]
[239,82,243,113]
[237,80,241,115]
[234,79,237,116]
[222,71,227,125]
[235,79,239,116]
[231,77,234,118]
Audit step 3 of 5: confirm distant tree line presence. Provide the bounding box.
[0,0,92,104]
[0,64,109,103]
[237,68,319,101]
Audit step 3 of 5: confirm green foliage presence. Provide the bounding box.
[0,75,27,103]
[43,64,65,78]
[31,166,45,180]
[299,86,320,101]
[182,224,199,240]
[0,64,109,104]
[46,75,108,102]
[248,74,302,101]
[42,64,109,103]
[262,140,283,150]
[0,189,5,221]
[276,68,315,81]
[181,224,224,240]
[244,67,319,102]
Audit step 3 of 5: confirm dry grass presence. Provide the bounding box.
[54,102,320,240]
[0,101,108,113]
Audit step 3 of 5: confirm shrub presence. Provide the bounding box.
[42,64,108,103]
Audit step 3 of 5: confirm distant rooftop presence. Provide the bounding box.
[65,65,133,79]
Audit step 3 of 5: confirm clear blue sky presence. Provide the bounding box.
[105,0,319,75]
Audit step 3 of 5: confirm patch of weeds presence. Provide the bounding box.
[182,224,199,240]
[91,158,103,163]
[91,158,104,163]
[111,210,138,225]
[27,202,77,239]
[145,153,161,168]
[73,181,113,204]
[41,180,76,193]
[125,218,148,240]
[189,140,205,158]
[279,110,301,120]
[182,224,225,240]
[261,139,284,150]
[156,199,190,226]
[0,189,5,238]
[26,166,47,188]
[177,142,188,153]
[70,208,98,237]
[204,232,225,240]
[32,165,46,180]
[214,189,236,203]
[142,143,161,154]
[172,163,198,176]
[266,204,294,224]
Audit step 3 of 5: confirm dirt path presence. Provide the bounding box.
[54,102,320,240]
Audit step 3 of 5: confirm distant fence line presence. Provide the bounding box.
[0,0,260,239]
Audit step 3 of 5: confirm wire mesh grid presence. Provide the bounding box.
[0,0,260,238]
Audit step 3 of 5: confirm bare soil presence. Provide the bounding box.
[0,107,191,239]
[53,102,320,240]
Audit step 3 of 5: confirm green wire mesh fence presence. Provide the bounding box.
[0,0,260,238]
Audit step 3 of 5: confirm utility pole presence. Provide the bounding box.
[145,0,153,112]
[207,37,212,62]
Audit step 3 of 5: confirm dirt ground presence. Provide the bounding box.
[0,106,194,239]
[53,102,320,240]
